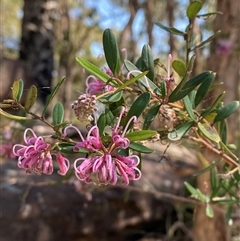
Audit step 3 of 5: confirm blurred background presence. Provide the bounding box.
[0,0,239,241]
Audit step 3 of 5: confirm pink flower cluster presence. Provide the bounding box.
[13,128,69,175]
[65,107,141,185]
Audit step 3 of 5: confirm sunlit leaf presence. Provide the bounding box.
[76,57,111,83]
[12,79,24,101]
[24,85,38,111]
[172,60,186,77]
[206,204,214,218]
[126,130,157,142]
[198,122,221,143]
[187,1,203,19]
[0,108,30,120]
[103,28,120,74]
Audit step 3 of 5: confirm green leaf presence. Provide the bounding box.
[143,103,160,130]
[99,91,123,103]
[198,122,221,143]
[129,142,154,154]
[195,72,216,107]
[184,182,206,202]
[125,92,151,128]
[206,204,214,218]
[197,11,222,19]
[24,85,38,111]
[103,28,120,74]
[57,143,89,154]
[194,159,222,176]
[0,108,30,121]
[12,79,24,101]
[187,1,203,20]
[191,31,221,51]
[168,55,196,99]
[42,77,65,116]
[141,45,155,81]
[115,71,148,93]
[124,60,161,96]
[169,71,213,102]
[210,167,219,191]
[76,57,111,83]
[172,60,186,77]
[53,121,69,132]
[155,22,185,36]
[168,121,194,141]
[201,91,225,118]
[53,102,64,125]
[214,101,239,123]
[183,95,195,120]
[126,130,157,142]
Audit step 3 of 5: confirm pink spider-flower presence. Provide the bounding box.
[86,68,115,95]
[64,107,141,185]
[13,128,70,175]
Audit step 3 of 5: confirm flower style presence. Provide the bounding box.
[64,107,141,185]
[13,128,70,175]
[86,68,115,95]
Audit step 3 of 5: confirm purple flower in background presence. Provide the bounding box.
[65,107,141,185]
[0,143,15,159]
[13,128,70,175]
[216,39,233,55]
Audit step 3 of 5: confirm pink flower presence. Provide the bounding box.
[64,107,141,185]
[13,128,70,175]
[86,68,115,95]
[0,143,15,159]
[216,39,233,55]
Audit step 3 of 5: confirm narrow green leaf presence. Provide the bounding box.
[12,79,24,101]
[42,77,65,116]
[143,103,160,130]
[169,71,213,102]
[172,60,186,77]
[198,122,221,143]
[155,22,185,36]
[183,95,195,120]
[24,85,38,111]
[0,108,30,120]
[53,121,69,132]
[201,91,226,118]
[126,130,157,142]
[206,204,214,218]
[184,182,199,196]
[214,101,239,123]
[76,57,111,83]
[124,60,161,96]
[103,28,120,74]
[125,92,151,128]
[194,159,222,176]
[197,11,222,19]
[141,45,155,81]
[191,31,221,51]
[187,1,203,20]
[210,167,219,191]
[129,142,154,154]
[184,182,206,202]
[99,91,123,103]
[53,102,64,125]
[168,121,194,141]
[195,72,216,107]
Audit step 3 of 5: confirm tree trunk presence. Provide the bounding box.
[19,0,57,103]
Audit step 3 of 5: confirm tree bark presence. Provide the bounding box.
[19,0,57,103]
